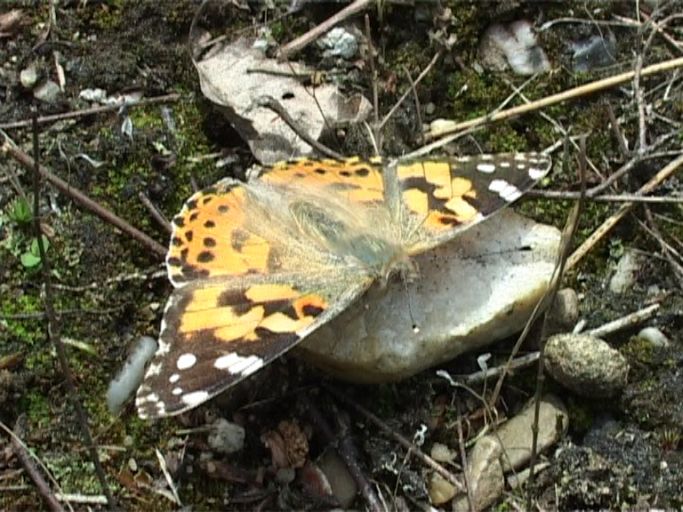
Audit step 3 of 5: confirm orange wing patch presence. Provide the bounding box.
[397,161,481,230]
[136,279,331,418]
[261,157,385,205]
[167,181,274,284]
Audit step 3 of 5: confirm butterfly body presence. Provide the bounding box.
[136,154,551,419]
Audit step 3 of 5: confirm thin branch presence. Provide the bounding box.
[1,137,166,258]
[30,116,115,508]
[277,0,372,61]
[256,96,344,160]
[0,93,180,130]
[567,152,683,270]
[585,303,660,338]
[324,385,465,492]
[424,56,683,140]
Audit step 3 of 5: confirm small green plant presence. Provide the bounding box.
[20,235,49,269]
[7,197,32,225]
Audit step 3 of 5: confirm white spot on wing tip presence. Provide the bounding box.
[489,179,522,202]
[214,353,264,376]
[528,167,547,180]
[182,390,209,407]
[476,163,496,173]
[177,353,197,370]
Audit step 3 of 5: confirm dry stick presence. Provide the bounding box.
[527,140,586,510]
[454,398,474,512]
[566,152,683,270]
[0,93,181,130]
[325,385,465,492]
[12,416,65,512]
[30,117,116,509]
[1,141,166,258]
[528,190,683,203]
[277,0,372,61]
[424,56,683,140]
[256,96,344,160]
[138,191,172,234]
[302,396,382,512]
[379,51,442,132]
[643,207,683,289]
[586,303,660,338]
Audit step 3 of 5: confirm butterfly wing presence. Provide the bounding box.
[391,152,552,254]
[137,177,373,419]
[136,274,368,418]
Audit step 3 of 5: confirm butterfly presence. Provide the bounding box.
[136,153,551,418]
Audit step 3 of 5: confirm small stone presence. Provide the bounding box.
[545,334,629,397]
[318,27,358,59]
[317,450,357,507]
[33,80,61,103]
[207,418,245,454]
[19,65,38,89]
[275,467,296,484]
[128,457,138,472]
[478,21,550,76]
[637,327,669,348]
[123,435,134,448]
[494,394,568,472]
[572,32,617,72]
[428,472,457,505]
[79,87,107,103]
[424,102,436,115]
[547,288,580,333]
[452,436,504,512]
[609,250,643,294]
[430,442,456,463]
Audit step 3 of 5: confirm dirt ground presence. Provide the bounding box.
[1,1,682,510]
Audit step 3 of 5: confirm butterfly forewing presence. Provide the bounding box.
[393,152,551,253]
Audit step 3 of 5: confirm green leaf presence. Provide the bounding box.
[20,252,41,268]
[30,235,49,256]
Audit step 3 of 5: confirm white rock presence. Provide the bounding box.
[298,210,561,382]
[545,334,629,397]
[19,65,38,89]
[637,327,669,348]
[478,21,550,76]
[107,336,158,414]
[317,27,359,59]
[431,442,456,463]
[207,418,245,454]
[609,250,643,294]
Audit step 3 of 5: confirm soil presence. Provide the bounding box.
[1,1,682,510]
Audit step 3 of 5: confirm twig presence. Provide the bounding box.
[1,137,166,258]
[528,190,683,203]
[0,93,180,130]
[11,416,65,512]
[454,398,474,511]
[277,0,372,61]
[364,14,381,152]
[643,208,683,289]
[256,96,344,160]
[449,352,541,386]
[55,494,108,505]
[379,51,442,131]
[302,394,382,512]
[138,192,172,234]
[424,56,683,140]
[30,115,116,508]
[324,385,465,492]
[527,137,586,509]
[585,303,660,338]
[567,152,683,270]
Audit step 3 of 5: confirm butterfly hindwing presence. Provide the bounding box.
[136,275,369,418]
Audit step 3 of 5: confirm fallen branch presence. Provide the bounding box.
[1,138,166,258]
[424,56,683,140]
